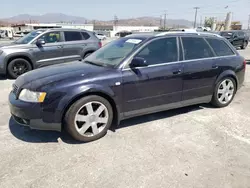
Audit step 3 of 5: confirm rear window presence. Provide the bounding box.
[206,38,235,56]
[81,32,90,40]
[64,31,83,41]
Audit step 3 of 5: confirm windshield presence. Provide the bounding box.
[14,30,43,44]
[83,37,146,67]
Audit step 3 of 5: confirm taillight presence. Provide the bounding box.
[98,41,102,48]
[243,59,246,70]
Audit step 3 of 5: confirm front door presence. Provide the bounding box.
[32,31,64,67]
[122,37,183,117]
[180,36,221,105]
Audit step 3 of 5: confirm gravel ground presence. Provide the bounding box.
[0,42,250,188]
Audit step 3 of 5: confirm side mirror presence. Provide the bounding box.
[130,57,148,68]
[36,39,45,46]
[233,35,237,38]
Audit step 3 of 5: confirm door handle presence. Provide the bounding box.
[57,45,63,48]
[212,64,218,69]
[172,69,182,75]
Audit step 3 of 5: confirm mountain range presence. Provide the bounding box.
[0,13,193,28]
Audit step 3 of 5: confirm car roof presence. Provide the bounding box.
[36,28,91,32]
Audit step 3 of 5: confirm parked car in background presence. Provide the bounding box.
[115,31,133,37]
[0,28,101,78]
[0,30,5,38]
[9,31,245,142]
[95,33,107,40]
[219,30,249,49]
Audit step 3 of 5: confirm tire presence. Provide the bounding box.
[7,58,32,79]
[64,95,113,142]
[211,77,236,108]
[241,41,248,49]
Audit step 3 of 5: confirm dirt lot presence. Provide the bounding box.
[0,46,250,188]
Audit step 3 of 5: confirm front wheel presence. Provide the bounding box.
[64,95,113,142]
[211,77,236,108]
[7,58,32,79]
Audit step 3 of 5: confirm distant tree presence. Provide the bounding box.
[204,17,214,28]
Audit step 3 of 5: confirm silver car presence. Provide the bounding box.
[0,28,101,78]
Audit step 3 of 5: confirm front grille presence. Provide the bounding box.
[12,84,18,96]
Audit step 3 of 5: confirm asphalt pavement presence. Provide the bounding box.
[0,41,250,188]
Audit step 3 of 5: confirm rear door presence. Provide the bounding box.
[180,36,220,105]
[32,31,64,67]
[62,31,88,62]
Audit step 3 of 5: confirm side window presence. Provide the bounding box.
[206,38,234,56]
[64,31,83,41]
[181,37,214,60]
[136,37,178,65]
[39,32,60,43]
[81,32,90,40]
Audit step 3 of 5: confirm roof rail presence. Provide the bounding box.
[156,30,222,38]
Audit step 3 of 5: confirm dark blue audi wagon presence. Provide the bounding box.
[9,31,246,142]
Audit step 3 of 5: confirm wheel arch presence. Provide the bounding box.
[6,54,34,72]
[61,91,120,131]
[215,70,238,91]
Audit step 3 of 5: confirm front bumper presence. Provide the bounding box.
[8,91,61,131]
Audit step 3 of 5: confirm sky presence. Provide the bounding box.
[1,0,250,27]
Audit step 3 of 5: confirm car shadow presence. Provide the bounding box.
[9,104,212,144]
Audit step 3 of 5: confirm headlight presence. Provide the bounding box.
[18,89,46,103]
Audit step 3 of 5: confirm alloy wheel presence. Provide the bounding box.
[217,79,235,104]
[12,61,28,76]
[74,101,109,137]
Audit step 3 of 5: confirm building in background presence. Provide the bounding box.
[11,23,94,33]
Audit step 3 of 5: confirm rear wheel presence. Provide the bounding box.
[7,58,32,79]
[241,41,248,49]
[211,77,236,108]
[64,95,113,142]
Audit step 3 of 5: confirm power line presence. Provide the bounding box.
[193,7,200,28]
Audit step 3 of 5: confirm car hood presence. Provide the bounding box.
[15,61,108,91]
[0,42,28,49]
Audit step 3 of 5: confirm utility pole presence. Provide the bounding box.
[163,10,167,30]
[248,14,250,30]
[193,7,200,28]
[200,16,202,27]
[160,15,162,28]
[114,15,118,31]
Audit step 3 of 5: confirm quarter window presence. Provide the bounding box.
[181,37,214,60]
[64,31,83,41]
[136,37,178,65]
[39,32,60,43]
[206,38,235,56]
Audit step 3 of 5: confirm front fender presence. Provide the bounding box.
[55,84,119,122]
[5,52,35,68]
